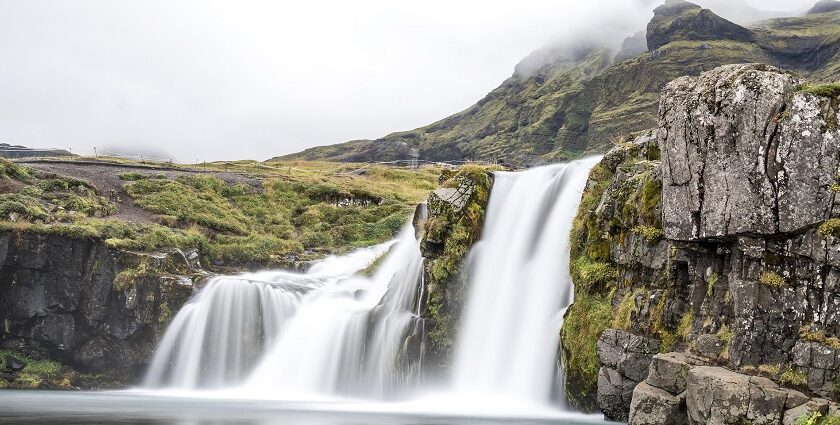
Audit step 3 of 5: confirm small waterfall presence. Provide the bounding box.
[144,223,425,394]
[450,158,600,405]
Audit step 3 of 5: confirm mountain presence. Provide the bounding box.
[276,0,840,167]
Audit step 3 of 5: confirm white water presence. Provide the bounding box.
[144,158,598,411]
[451,158,599,404]
[145,223,425,394]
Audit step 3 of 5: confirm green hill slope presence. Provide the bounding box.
[277,0,840,166]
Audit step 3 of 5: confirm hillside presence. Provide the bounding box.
[278,0,840,166]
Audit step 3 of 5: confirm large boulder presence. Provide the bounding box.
[659,63,840,241]
[629,381,688,425]
[686,366,789,425]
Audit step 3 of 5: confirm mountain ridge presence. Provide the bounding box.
[276,0,840,167]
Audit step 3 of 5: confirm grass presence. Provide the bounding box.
[631,224,663,243]
[780,366,808,387]
[0,158,442,268]
[797,82,840,98]
[0,349,62,388]
[800,326,840,349]
[561,293,613,404]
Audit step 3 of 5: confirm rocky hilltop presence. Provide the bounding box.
[278,0,840,167]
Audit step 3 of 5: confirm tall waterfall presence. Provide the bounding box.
[451,158,599,404]
[143,158,598,409]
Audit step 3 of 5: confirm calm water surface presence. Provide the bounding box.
[0,390,611,425]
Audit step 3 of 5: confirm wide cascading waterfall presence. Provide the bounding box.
[144,223,425,394]
[450,157,600,405]
[143,159,598,411]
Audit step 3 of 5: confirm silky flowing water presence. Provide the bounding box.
[0,159,604,424]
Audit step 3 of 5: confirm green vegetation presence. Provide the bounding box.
[421,165,496,362]
[561,293,613,404]
[0,158,441,268]
[797,412,840,425]
[819,218,840,238]
[632,224,663,242]
[707,272,719,297]
[0,349,62,389]
[718,324,733,360]
[759,271,786,288]
[800,327,840,349]
[797,82,840,98]
[780,366,808,387]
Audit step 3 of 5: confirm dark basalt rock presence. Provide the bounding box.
[0,231,201,380]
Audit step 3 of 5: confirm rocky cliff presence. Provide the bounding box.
[563,63,840,423]
[0,231,205,388]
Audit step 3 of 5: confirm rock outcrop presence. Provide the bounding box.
[565,63,840,422]
[596,329,661,421]
[0,230,205,384]
[416,166,495,371]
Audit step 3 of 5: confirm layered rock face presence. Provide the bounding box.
[0,231,203,383]
[564,63,840,423]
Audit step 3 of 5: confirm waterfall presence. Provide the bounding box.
[144,223,425,394]
[450,158,599,404]
[143,158,598,410]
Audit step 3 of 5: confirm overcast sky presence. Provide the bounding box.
[0,0,817,162]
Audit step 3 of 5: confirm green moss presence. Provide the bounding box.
[570,257,617,293]
[0,158,33,181]
[561,294,613,404]
[819,218,840,238]
[759,271,786,288]
[631,225,663,243]
[677,310,694,339]
[612,290,640,330]
[707,272,719,297]
[718,324,733,360]
[780,366,808,387]
[113,263,152,291]
[797,82,840,98]
[0,349,62,388]
[800,327,840,350]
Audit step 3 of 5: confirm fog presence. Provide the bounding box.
[0,0,817,162]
